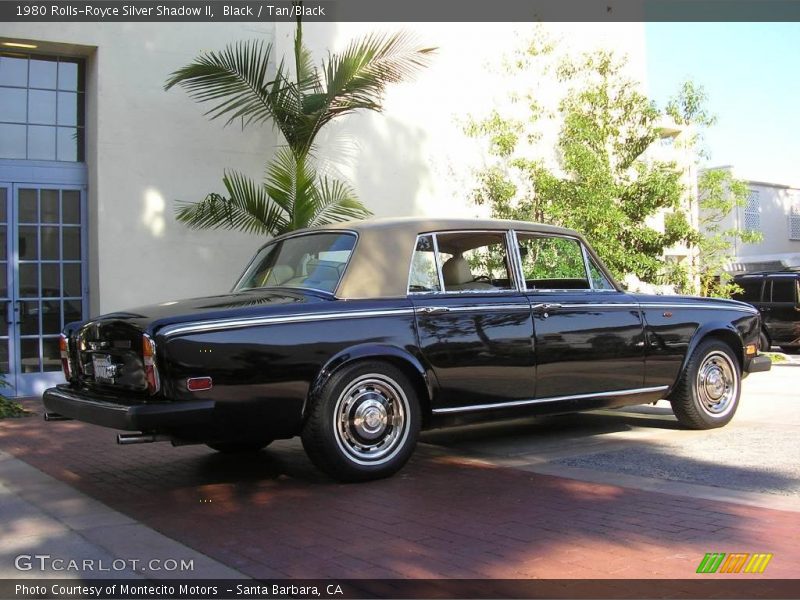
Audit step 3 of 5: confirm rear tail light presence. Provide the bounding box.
[59,334,73,380]
[142,334,160,395]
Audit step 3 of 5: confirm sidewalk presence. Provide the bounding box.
[0,399,798,581]
[0,447,246,580]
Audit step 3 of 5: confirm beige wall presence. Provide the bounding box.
[2,23,277,315]
[733,182,800,257]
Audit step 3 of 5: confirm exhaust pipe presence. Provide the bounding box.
[117,433,171,445]
[44,412,73,421]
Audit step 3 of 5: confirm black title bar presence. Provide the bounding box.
[4,0,800,22]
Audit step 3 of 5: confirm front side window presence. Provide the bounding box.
[235,232,356,294]
[517,234,590,290]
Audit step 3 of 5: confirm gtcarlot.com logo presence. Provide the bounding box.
[15,554,195,572]
[696,552,773,574]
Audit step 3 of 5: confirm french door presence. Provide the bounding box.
[0,182,87,397]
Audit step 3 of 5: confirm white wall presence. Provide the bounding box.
[734,182,800,257]
[1,23,278,314]
[276,22,647,220]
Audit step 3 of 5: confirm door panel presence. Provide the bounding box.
[527,291,646,398]
[413,295,536,410]
[766,277,800,346]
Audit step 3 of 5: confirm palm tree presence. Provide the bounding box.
[165,17,434,235]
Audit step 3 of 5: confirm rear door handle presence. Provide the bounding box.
[417,306,450,315]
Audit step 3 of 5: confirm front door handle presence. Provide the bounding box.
[417,306,450,315]
[531,303,563,313]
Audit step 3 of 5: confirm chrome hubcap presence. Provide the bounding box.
[334,374,409,466]
[696,351,738,416]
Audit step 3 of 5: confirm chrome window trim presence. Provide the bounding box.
[580,242,595,291]
[231,229,359,299]
[160,308,416,338]
[432,385,670,414]
[432,233,447,294]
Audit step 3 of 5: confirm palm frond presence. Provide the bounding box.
[175,170,290,235]
[264,147,317,229]
[309,176,372,227]
[165,40,282,129]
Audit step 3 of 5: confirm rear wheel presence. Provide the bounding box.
[669,339,741,429]
[302,362,420,482]
[206,440,272,453]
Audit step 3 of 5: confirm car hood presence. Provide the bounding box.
[72,288,333,335]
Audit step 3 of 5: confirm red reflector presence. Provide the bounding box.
[186,377,212,392]
[59,334,72,380]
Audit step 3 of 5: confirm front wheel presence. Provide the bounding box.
[669,339,741,429]
[302,362,420,482]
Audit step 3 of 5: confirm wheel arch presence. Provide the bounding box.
[680,324,744,382]
[305,344,435,426]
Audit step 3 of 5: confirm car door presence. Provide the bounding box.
[765,275,800,347]
[409,231,536,412]
[513,231,647,400]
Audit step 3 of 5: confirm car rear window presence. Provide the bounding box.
[235,232,356,294]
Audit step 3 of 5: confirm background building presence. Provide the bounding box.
[700,167,800,274]
[0,21,647,396]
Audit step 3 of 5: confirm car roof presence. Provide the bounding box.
[268,217,588,300]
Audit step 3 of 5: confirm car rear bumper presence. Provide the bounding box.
[42,385,215,431]
[745,354,772,374]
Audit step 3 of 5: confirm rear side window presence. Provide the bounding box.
[770,279,799,303]
[732,279,763,302]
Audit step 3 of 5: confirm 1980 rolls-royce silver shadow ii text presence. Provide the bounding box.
[43,218,771,481]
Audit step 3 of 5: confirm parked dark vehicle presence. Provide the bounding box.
[732,271,800,353]
[43,218,771,482]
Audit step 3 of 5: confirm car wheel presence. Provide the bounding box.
[669,339,741,430]
[759,331,770,352]
[301,362,420,482]
[206,440,272,453]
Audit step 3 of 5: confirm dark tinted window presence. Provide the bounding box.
[770,278,798,303]
[732,279,763,301]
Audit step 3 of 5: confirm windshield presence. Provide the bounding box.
[234,232,357,294]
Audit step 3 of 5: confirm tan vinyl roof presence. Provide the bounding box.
[271,217,587,300]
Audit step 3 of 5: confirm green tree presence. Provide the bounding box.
[165,15,433,235]
[667,81,762,297]
[466,44,694,285]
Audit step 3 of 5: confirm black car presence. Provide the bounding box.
[43,218,771,482]
[733,271,800,353]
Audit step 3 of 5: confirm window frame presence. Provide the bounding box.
[768,276,799,304]
[406,228,619,296]
[511,230,618,293]
[407,229,521,296]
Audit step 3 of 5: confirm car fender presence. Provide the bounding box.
[304,343,437,418]
[674,321,746,390]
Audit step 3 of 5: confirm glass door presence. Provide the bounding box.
[9,184,86,397]
[0,185,14,391]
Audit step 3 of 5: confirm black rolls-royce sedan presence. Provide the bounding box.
[43,218,771,481]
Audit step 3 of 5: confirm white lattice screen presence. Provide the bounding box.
[790,204,800,241]
[744,190,760,232]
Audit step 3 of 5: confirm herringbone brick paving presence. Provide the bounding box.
[1,400,797,580]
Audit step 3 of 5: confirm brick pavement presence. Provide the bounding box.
[1,399,798,581]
